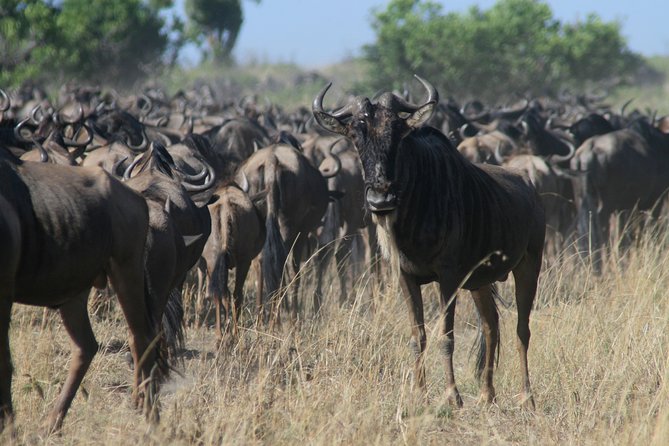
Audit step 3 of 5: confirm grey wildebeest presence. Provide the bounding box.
[197,176,266,339]
[570,118,669,269]
[312,76,545,408]
[0,146,163,433]
[123,142,214,354]
[237,142,330,326]
[302,135,369,306]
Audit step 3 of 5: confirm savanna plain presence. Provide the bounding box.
[3,219,669,445]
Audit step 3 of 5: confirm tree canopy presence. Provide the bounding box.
[0,0,176,87]
[364,0,643,101]
[185,0,242,63]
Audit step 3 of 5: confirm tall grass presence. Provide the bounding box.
[3,222,669,445]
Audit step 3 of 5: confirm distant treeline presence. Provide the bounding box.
[363,0,656,101]
[0,0,661,100]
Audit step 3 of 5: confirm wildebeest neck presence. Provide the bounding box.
[380,126,533,280]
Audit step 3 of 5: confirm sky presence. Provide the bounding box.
[177,0,669,67]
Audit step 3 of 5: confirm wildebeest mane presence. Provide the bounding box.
[394,126,527,280]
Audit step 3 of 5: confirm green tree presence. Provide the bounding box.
[0,0,60,86]
[185,0,259,64]
[364,0,643,101]
[0,0,177,87]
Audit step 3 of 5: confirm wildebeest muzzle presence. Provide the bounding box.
[366,185,397,213]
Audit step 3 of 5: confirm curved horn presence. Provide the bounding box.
[181,160,216,192]
[404,75,438,127]
[36,141,49,163]
[62,123,94,148]
[237,170,250,193]
[126,131,148,152]
[0,89,9,113]
[30,104,47,124]
[138,94,153,116]
[14,116,34,143]
[621,98,634,118]
[494,141,507,165]
[123,155,143,180]
[111,156,128,176]
[312,83,348,135]
[391,75,439,114]
[180,164,208,182]
[549,139,576,164]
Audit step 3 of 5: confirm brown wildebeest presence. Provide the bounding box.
[313,76,545,408]
[237,143,330,326]
[302,135,369,306]
[0,146,163,433]
[0,193,21,432]
[496,152,574,259]
[123,142,215,355]
[197,177,266,339]
[569,117,669,271]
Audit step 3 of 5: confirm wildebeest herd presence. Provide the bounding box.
[1,76,668,434]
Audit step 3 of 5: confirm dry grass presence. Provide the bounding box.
[4,224,669,445]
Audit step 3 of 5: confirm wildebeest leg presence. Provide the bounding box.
[110,261,159,422]
[0,298,13,432]
[470,285,498,404]
[592,207,611,273]
[511,253,540,410]
[195,258,207,329]
[45,292,98,434]
[399,271,426,389]
[438,277,462,407]
[290,248,303,322]
[314,242,334,314]
[335,234,353,305]
[231,261,251,337]
[215,260,230,341]
[40,307,53,331]
[256,258,264,326]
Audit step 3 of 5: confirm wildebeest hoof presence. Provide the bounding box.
[518,392,535,411]
[445,386,463,408]
[124,352,134,369]
[477,388,496,405]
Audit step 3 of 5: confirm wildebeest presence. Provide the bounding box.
[570,118,669,269]
[123,143,214,355]
[312,76,545,408]
[198,177,266,339]
[237,143,330,325]
[302,135,369,306]
[0,146,163,433]
[0,192,21,432]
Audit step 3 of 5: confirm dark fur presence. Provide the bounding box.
[570,118,669,268]
[0,146,163,431]
[313,81,545,407]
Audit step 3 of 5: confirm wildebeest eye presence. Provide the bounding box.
[356,120,367,132]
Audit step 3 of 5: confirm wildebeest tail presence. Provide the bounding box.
[261,157,287,315]
[473,284,501,381]
[162,288,185,359]
[143,271,170,380]
[321,192,341,248]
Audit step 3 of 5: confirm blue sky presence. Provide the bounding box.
[177,0,669,67]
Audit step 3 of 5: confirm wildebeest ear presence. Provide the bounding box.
[313,111,347,135]
[405,101,436,128]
